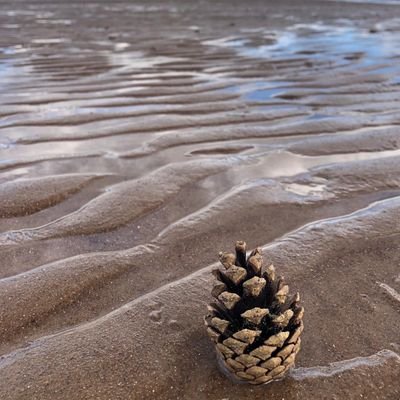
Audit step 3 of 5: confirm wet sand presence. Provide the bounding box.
[0,0,400,399]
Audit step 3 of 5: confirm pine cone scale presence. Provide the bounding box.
[264,331,289,346]
[250,345,276,360]
[236,371,256,381]
[223,337,248,355]
[226,358,245,371]
[252,374,273,385]
[260,356,281,370]
[205,241,304,385]
[217,343,235,358]
[246,365,267,378]
[235,354,260,367]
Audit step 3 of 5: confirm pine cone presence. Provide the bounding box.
[205,241,304,385]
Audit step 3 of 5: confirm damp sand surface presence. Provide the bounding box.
[0,1,400,399]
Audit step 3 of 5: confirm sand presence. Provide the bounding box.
[0,0,399,399]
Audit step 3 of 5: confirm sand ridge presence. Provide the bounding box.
[0,0,400,399]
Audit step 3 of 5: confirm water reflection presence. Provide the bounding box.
[245,87,286,101]
[216,23,400,66]
[226,147,400,186]
[210,22,400,101]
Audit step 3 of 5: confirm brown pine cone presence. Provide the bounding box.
[205,241,304,385]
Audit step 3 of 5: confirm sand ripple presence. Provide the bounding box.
[1,1,400,399]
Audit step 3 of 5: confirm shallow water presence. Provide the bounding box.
[0,1,400,399]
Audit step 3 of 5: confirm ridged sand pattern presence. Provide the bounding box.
[205,241,304,384]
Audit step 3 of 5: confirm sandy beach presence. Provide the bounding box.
[0,0,399,398]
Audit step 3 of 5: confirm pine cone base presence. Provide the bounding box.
[205,241,304,385]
